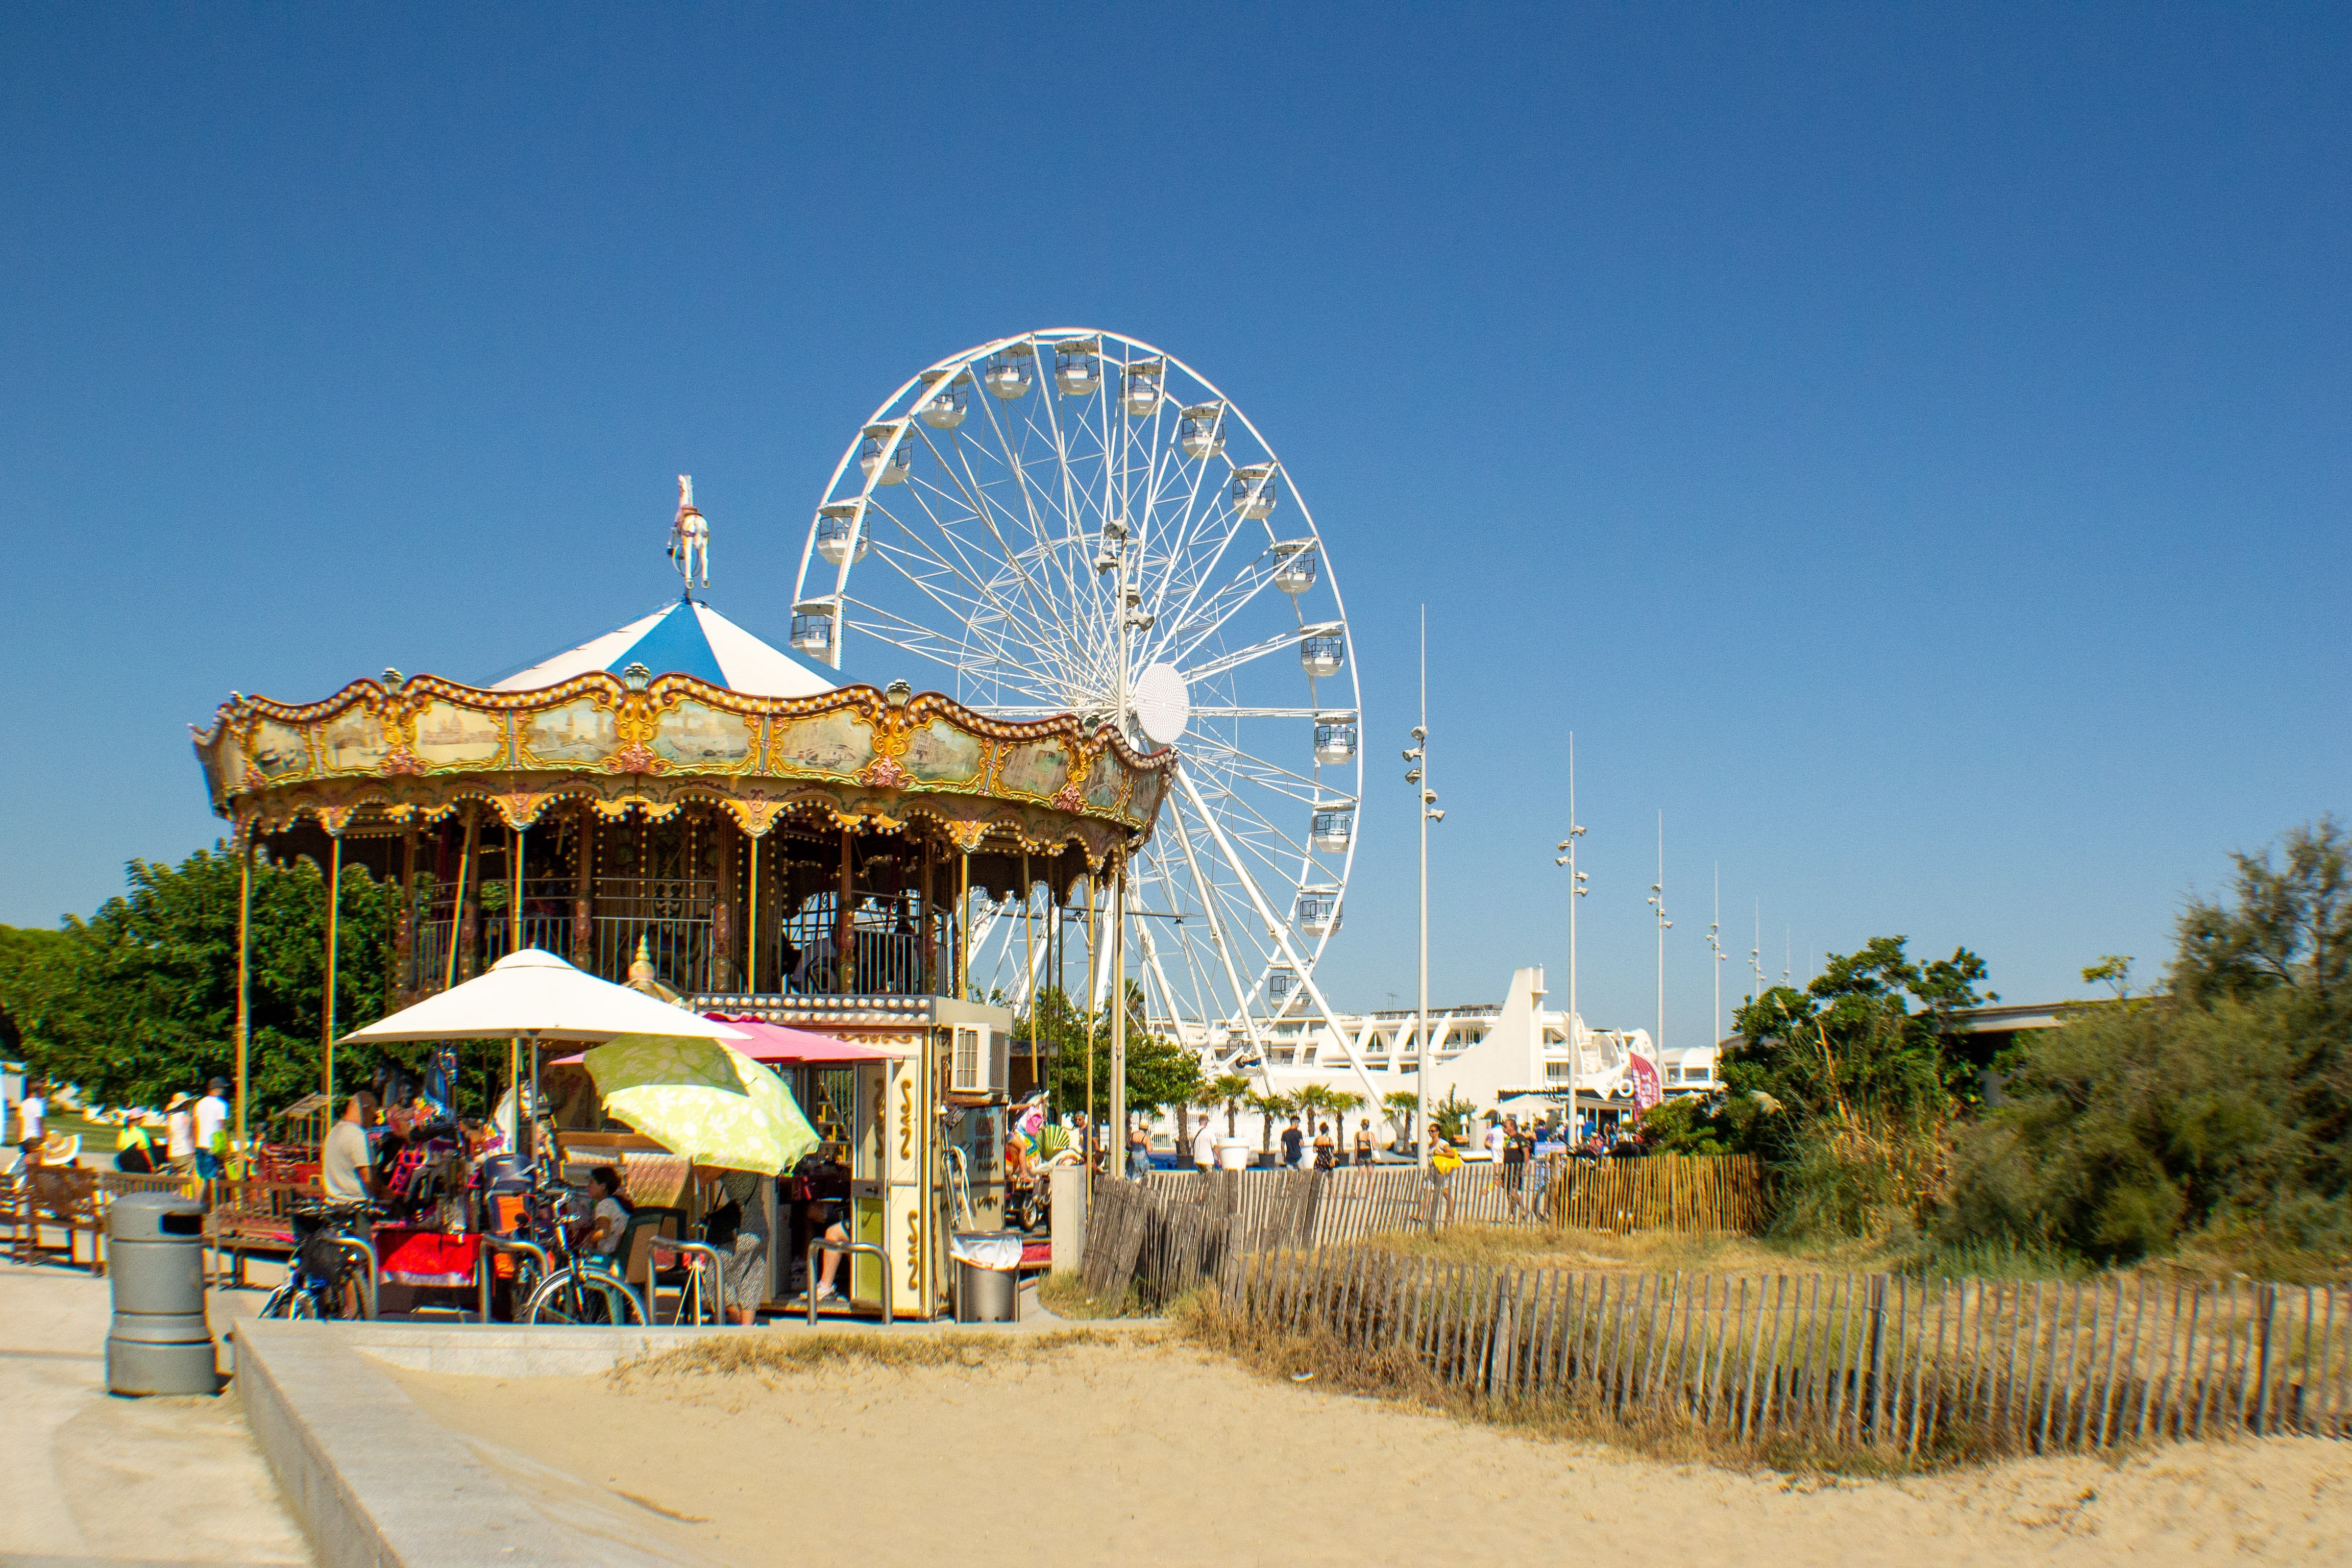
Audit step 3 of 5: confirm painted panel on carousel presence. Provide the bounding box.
[412,701,506,768]
[1084,757,1125,815]
[247,719,312,781]
[519,697,616,766]
[995,738,1071,800]
[770,710,873,776]
[903,719,984,786]
[1126,770,1168,827]
[653,701,754,770]
[317,707,391,773]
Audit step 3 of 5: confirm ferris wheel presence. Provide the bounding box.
[788,329,1362,1065]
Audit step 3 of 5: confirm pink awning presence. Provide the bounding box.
[699,1015,904,1063]
[551,1015,900,1066]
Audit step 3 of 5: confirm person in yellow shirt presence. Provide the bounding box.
[1426,1136,1462,1224]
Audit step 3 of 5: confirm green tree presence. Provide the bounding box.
[1028,982,1204,1123]
[1718,934,1992,1237]
[0,845,406,1117]
[1946,820,2352,1265]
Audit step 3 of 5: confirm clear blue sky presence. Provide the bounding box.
[3,5,2345,1042]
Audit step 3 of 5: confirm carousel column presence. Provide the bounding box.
[445,804,478,991]
[321,831,341,1105]
[957,849,971,1000]
[836,826,855,996]
[234,831,254,1160]
[710,816,737,994]
[458,807,482,982]
[920,836,936,996]
[1109,851,1126,1175]
[571,803,595,971]
[393,828,417,1006]
[508,821,524,959]
[744,828,761,996]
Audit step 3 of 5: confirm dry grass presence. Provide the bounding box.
[1036,1269,1149,1319]
[610,1327,1147,1383]
[1357,1223,1902,1277]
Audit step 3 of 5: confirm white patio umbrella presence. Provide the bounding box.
[341,948,746,1159]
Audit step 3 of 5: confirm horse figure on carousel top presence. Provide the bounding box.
[669,474,710,594]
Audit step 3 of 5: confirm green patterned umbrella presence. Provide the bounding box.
[582,1034,819,1174]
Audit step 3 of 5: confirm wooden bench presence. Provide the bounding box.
[3,1168,106,1274]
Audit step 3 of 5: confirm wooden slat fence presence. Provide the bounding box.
[1214,1252,2352,1457]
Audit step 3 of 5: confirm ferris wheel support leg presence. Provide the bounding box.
[1124,880,1186,1055]
[1165,795,1269,1086]
[1173,763,1380,1106]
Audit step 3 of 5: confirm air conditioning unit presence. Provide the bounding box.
[949,1023,1008,1097]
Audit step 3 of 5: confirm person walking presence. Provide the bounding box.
[1353,1118,1375,1166]
[17,1082,45,1145]
[1311,1122,1336,1171]
[194,1078,231,1179]
[164,1092,197,1174]
[1425,1134,1462,1225]
[1500,1114,1529,1218]
[1126,1121,1152,1180]
[1191,1116,1218,1172]
[1279,1115,1304,1170]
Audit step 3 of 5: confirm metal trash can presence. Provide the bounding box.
[106,1193,217,1396]
[951,1230,1021,1323]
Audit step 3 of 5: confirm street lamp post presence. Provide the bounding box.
[1707,864,1727,1048]
[1553,733,1586,1139]
[1403,607,1442,1179]
[1648,812,1671,1059]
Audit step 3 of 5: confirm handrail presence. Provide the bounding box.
[650,1238,729,1326]
[803,1239,893,1327]
[479,1233,550,1324]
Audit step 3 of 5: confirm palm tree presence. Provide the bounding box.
[1383,1090,1420,1152]
[1210,1073,1253,1137]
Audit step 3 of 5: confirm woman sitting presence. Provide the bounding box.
[580,1166,632,1261]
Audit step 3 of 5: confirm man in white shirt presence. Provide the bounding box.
[320,1092,380,1203]
[194,1078,230,1178]
[1484,1116,1507,1164]
[1192,1117,1218,1172]
[18,1086,45,1145]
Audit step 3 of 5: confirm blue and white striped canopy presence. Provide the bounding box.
[492,598,836,698]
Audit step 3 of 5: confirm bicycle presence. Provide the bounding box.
[512,1176,646,1326]
[258,1202,375,1320]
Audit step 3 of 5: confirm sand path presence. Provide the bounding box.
[387,1339,2349,1566]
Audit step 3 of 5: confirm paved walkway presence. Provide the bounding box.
[0,1260,309,1566]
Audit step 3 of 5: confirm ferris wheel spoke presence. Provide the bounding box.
[1183,734,1331,803]
[927,415,1081,662]
[1179,625,1313,687]
[840,604,1064,702]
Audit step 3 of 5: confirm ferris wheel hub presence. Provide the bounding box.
[1131,662,1191,748]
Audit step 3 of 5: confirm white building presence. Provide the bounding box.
[1159,966,1722,1140]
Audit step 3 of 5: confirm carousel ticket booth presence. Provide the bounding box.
[191,567,1170,1319]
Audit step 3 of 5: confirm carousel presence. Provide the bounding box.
[192,328,1355,1319]
[192,476,1172,1317]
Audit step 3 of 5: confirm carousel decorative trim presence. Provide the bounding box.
[194,671,1171,867]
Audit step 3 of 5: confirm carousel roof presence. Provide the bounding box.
[491,597,836,699]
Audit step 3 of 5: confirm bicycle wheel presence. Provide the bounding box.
[257,1284,296,1320]
[525,1271,646,1326]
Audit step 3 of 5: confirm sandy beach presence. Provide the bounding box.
[384,1335,2351,1566]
